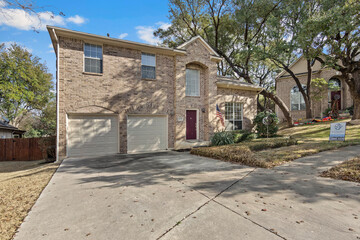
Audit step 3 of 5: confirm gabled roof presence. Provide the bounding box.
[0,120,26,132]
[275,55,304,79]
[47,26,187,56]
[276,55,327,79]
[177,35,220,57]
[216,76,263,92]
[47,26,223,62]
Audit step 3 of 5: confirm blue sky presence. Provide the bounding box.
[0,0,171,82]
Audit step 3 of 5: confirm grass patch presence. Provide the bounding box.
[255,141,360,168]
[0,160,58,240]
[192,119,360,168]
[320,156,360,183]
[191,137,298,168]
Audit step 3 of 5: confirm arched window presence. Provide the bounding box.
[328,78,341,91]
[290,85,307,111]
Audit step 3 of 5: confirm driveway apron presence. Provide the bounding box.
[14,146,360,240]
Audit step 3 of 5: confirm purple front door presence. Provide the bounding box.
[186,110,197,140]
[331,91,341,110]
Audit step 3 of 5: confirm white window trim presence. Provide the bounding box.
[185,109,199,140]
[141,52,156,80]
[290,85,306,111]
[83,42,103,74]
[225,102,243,131]
[185,68,200,97]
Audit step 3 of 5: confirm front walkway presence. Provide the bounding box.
[14,146,360,240]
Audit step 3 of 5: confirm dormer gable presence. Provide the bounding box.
[177,36,222,62]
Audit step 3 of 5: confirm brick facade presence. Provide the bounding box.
[276,68,353,121]
[52,28,259,157]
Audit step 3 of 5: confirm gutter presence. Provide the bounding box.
[216,81,263,92]
[47,26,186,56]
[52,28,60,163]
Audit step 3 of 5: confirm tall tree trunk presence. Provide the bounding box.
[305,59,313,119]
[348,70,360,120]
[304,97,312,119]
[353,97,360,120]
[261,90,294,127]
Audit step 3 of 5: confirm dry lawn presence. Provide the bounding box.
[192,119,360,168]
[321,156,360,183]
[0,161,58,240]
[255,141,359,167]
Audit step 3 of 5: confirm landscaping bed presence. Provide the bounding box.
[191,119,360,168]
[191,137,298,168]
[321,156,360,183]
[0,160,58,240]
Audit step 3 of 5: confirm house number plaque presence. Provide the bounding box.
[177,116,184,122]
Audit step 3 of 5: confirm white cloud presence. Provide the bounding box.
[118,33,128,39]
[0,0,7,7]
[136,26,158,45]
[48,43,53,48]
[135,22,171,45]
[67,15,86,25]
[0,5,86,31]
[156,21,171,30]
[1,41,32,52]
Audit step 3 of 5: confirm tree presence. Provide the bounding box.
[23,96,56,137]
[260,0,326,119]
[0,0,65,32]
[0,43,53,127]
[310,77,328,116]
[306,0,360,120]
[155,0,295,126]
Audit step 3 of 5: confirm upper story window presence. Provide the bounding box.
[185,69,200,96]
[225,102,243,130]
[290,85,306,111]
[328,78,341,91]
[84,43,103,74]
[141,53,156,79]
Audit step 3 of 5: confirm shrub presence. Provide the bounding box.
[253,112,279,138]
[346,105,354,115]
[233,130,256,143]
[323,107,332,117]
[210,131,234,146]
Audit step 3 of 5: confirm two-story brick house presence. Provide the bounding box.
[275,56,353,121]
[47,26,262,159]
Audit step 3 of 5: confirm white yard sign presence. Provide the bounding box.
[329,122,346,141]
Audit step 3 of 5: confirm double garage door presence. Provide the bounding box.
[67,115,167,157]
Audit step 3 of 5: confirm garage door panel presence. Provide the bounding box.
[127,116,167,153]
[68,115,118,157]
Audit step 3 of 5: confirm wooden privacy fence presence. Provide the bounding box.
[0,137,56,161]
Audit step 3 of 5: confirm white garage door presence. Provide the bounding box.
[67,115,118,157]
[127,115,167,153]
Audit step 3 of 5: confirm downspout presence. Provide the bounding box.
[52,29,60,162]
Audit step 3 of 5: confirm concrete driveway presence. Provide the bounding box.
[15,146,360,240]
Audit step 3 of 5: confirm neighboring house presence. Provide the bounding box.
[276,56,353,121]
[47,26,262,158]
[0,120,26,138]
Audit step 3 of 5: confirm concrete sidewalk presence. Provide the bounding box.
[14,146,360,240]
